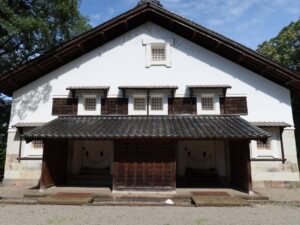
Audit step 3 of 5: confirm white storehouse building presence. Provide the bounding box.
[1,0,299,193]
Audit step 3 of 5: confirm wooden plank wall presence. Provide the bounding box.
[114,141,176,190]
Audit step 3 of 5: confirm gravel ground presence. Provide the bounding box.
[0,205,299,225]
[255,188,300,202]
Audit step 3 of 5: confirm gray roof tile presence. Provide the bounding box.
[23,116,270,141]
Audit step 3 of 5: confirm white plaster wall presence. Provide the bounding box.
[178,141,227,177]
[70,140,113,175]
[8,22,294,127]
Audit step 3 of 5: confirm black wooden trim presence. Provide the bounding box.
[17,157,43,161]
[251,158,287,162]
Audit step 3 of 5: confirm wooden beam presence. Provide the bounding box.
[76,44,85,53]
[124,20,129,30]
[238,54,245,63]
[284,79,296,86]
[192,31,197,40]
[260,66,270,75]
[54,55,63,63]
[213,42,221,51]
[101,31,107,41]
[169,20,174,30]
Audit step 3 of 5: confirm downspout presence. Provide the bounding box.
[18,127,23,162]
[279,127,286,164]
[147,90,150,116]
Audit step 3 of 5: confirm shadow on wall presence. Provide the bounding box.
[10,82,52,121]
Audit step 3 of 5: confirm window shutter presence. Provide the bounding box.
[220,97,248,115]
[52,98,78,115]
[101,98,128,115]
[168,97,197,114]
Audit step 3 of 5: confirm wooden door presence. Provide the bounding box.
[114,141,176,191]
[40,140,68,188]
[229,140,252,192]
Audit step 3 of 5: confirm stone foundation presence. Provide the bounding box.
[3,154,42,187]
[253,181,300,189]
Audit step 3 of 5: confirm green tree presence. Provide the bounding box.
[0,0,91,180]
[257,19,300,159]
[0,0,91,76]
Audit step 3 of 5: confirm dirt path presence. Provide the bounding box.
[0,205,299,225]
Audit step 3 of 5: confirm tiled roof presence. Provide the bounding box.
[66,86,110,91]
[118,86,178,90]
[251,122,291,128]
[187,85,232,89]
[23,115,269,141]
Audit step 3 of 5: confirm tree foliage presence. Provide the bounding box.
[0,0,91,179]
[257,19,300,157]
[257,19,300,72]
[0,0,91,76]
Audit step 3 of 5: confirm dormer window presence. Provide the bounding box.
[84,97,97,111]
[201,96,215,111]
[151,44,166,62]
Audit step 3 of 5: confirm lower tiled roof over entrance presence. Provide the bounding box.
[23,115,270,141]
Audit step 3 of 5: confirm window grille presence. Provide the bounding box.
[151,97,163,110]
[151,45,166,61]
[201,96,214,110]
[32,140,43,149]
[134,97,146,110]
[84,97,96,111]
[257,139,272,150]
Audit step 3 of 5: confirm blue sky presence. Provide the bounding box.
[80,0,300,50]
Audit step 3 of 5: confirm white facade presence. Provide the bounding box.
[4,22,299,188]
[8,22,294,126]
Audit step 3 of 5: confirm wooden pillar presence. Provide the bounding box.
[229,140,252,193]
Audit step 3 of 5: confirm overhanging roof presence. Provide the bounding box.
[23,115,270,142]
[13,122,46,128]
[251,122,291,128]
[1,3,300,95]
[66,86,110,91]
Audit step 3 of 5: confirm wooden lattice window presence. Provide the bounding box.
[151,44,166,62]
[257,139,272,150]
[84,97,96,111]
[134,97,146,110]
[151,97,163,110]
[201,96,215,110]
[32,140,43,149]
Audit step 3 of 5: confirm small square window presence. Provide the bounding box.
[134,97,146,110]
[257,139,272,150]
[151,44,166,62]
[201,96,214,110]
[84,97,96,111]
[32,140,43,149]
[151,97,163,110]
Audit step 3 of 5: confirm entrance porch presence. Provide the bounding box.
[23,115,269,193]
